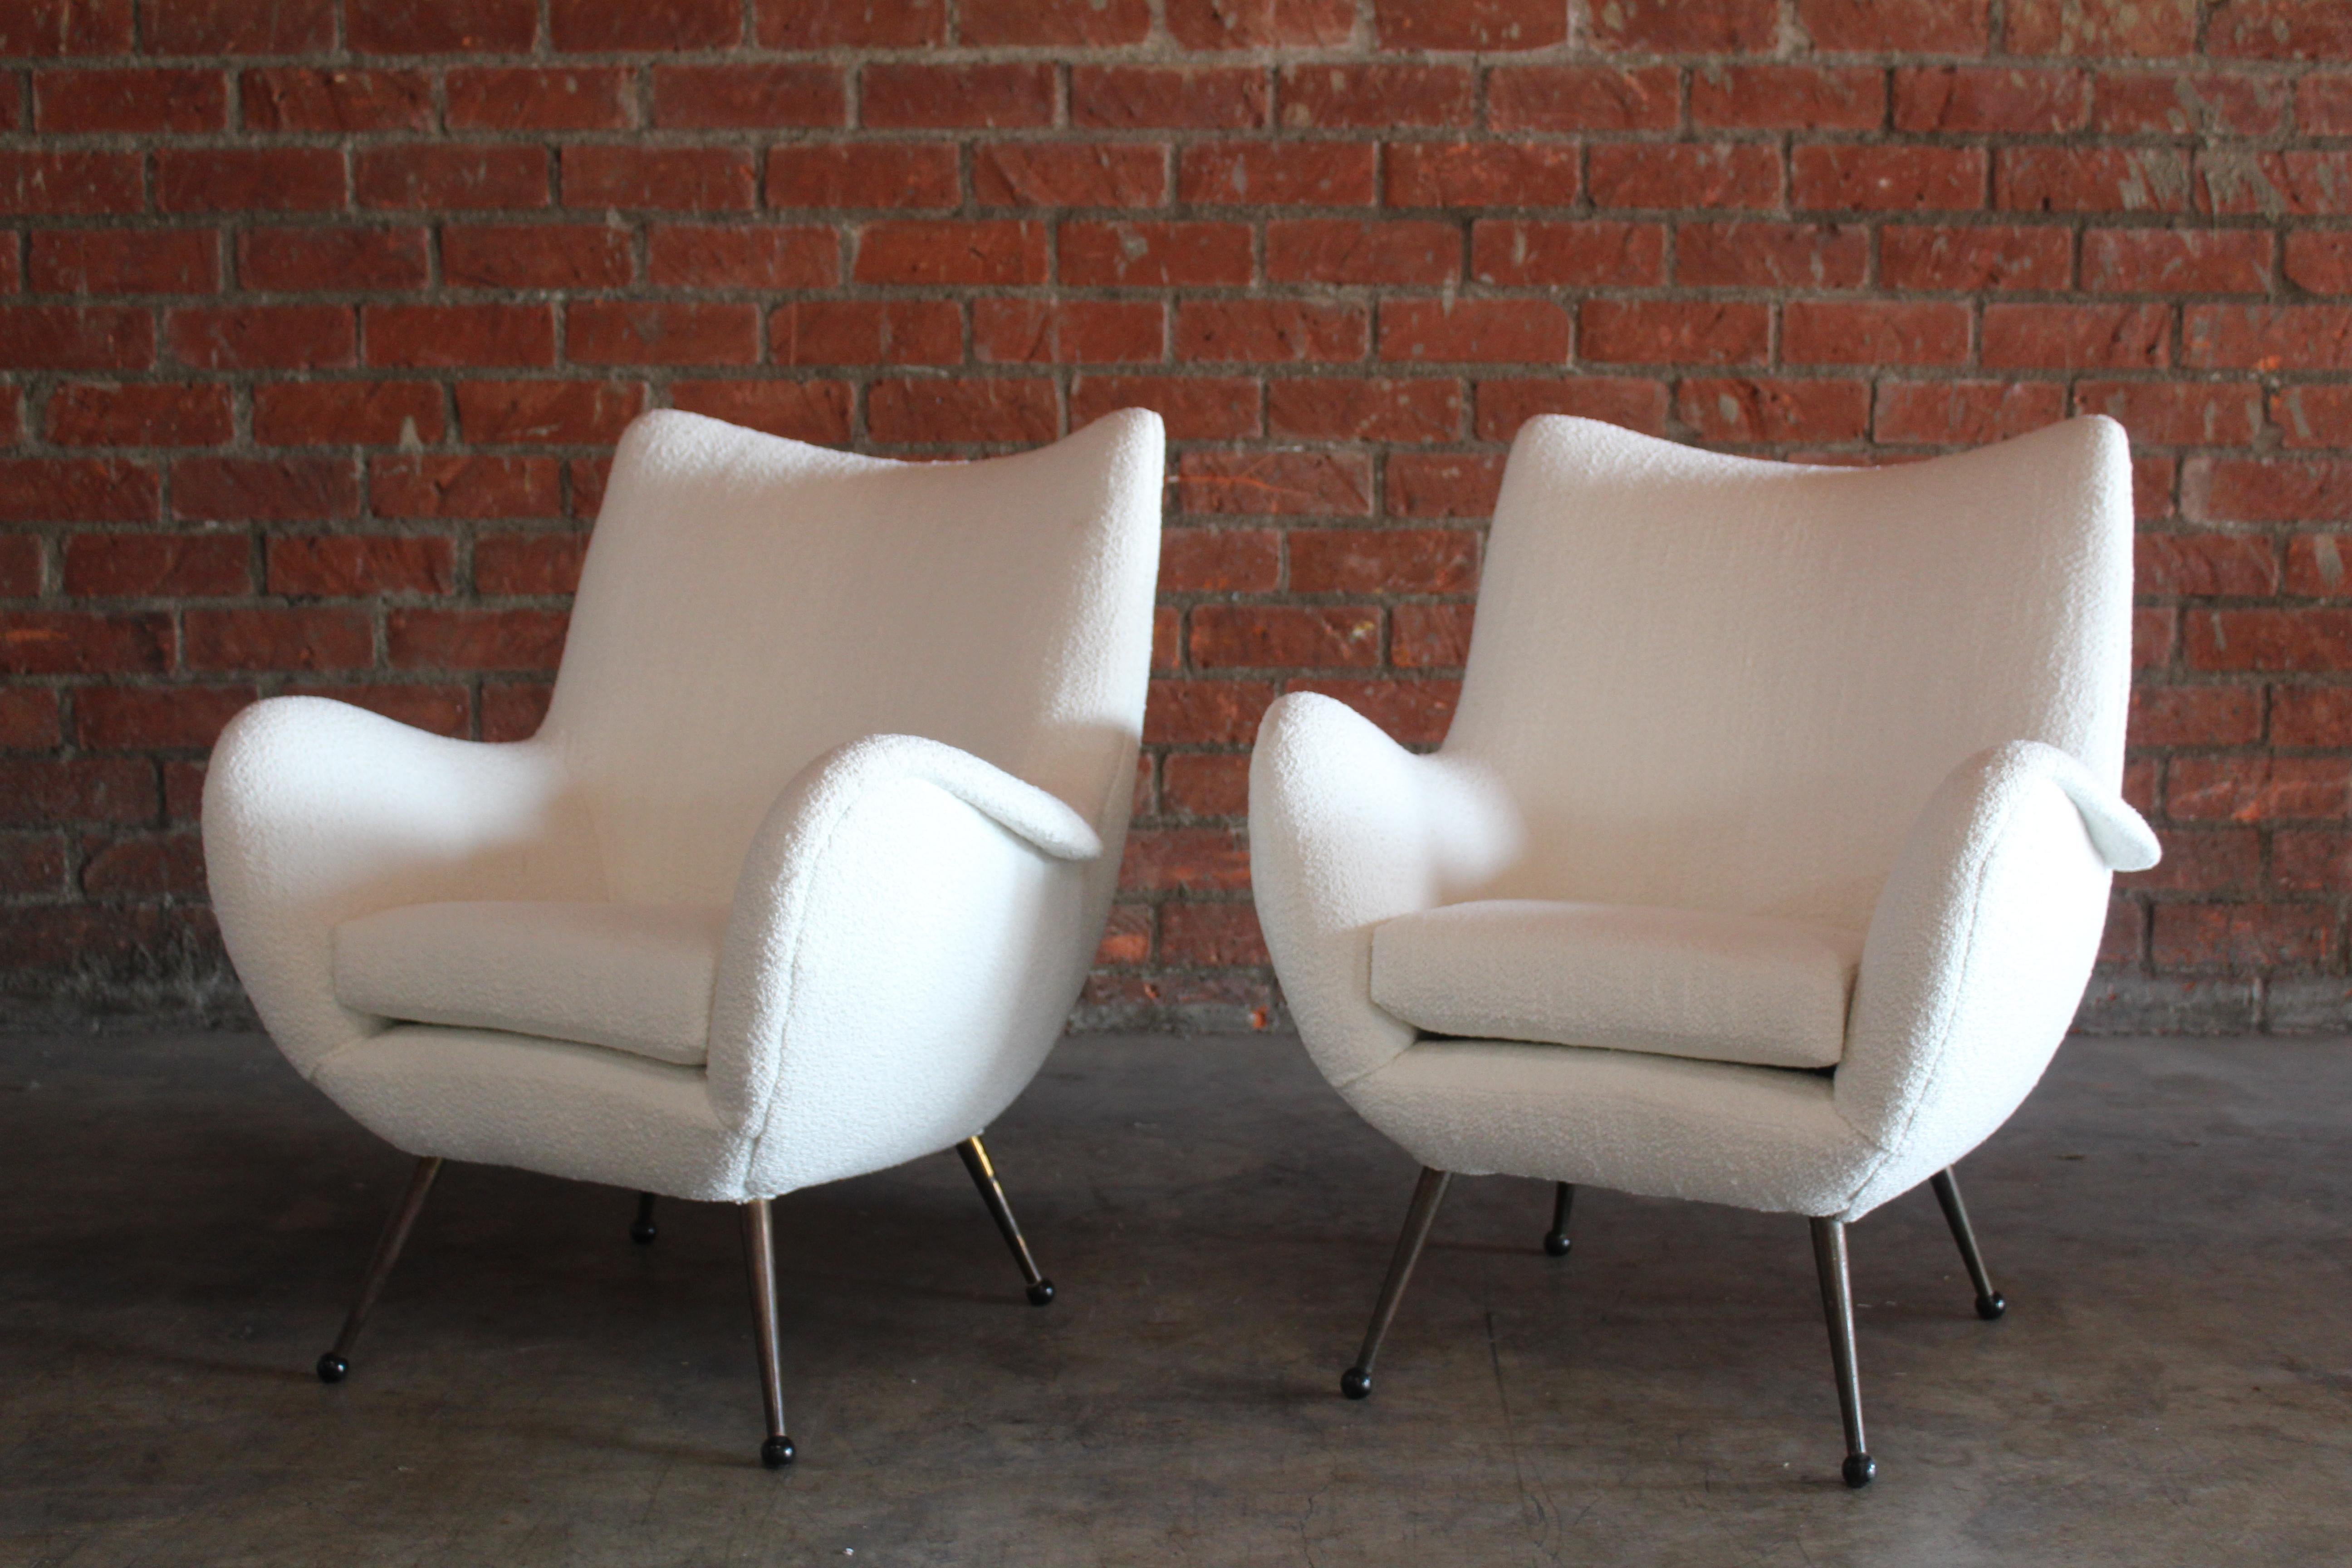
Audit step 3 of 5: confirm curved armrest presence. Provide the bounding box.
[1247,692,1524,1089]
[707,735,1102,1173]
[201,696,599,1076]
[1833,740,2155,1215]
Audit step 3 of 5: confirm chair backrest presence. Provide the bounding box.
[1444,415,2134,933]
[541,409,1164,906]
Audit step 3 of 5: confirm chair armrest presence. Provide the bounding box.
[201,696,599,1077]
[1247,692,1524,1089]
[708,735,1102,1182]
[1833,740,2156,1215]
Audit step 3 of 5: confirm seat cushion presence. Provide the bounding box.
[1369,900,1862,1071]
[334,902,728,1068]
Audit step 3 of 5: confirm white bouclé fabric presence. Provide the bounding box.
[1250,416,2154,1221]
[206,408,1164,1203]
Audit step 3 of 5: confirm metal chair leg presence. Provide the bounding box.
[1341,1166,1452,1400]
[630,1191,658,1245]
[1542,1181,1575,1258]
[740,1197,794,1469]
[1929,1167,2006,1320]
[1809,1216,1876,1488]
[316,1156,442,1384]
[956,1135,1056,1306]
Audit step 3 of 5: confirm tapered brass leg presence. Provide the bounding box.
[740,1197,794,1469]
[631,1191,658,1245]
[1342,1166,1453,1400]
[316,1156,442,1384]
[1930,1167,2006,1320]
[1543,1181,1575,1258]
[956,1136,1056,1306]
[1810,1216,1875,1488]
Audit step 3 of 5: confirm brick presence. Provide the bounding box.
[0,687,62,748]
[2082,230,2271,294]
[62,532,245,596]
[1287,677,1459,746]
[1784,300,1968,366]
[1161,754,1250,818]
[1590,145,1781,210]
[2120,824,2256,893]
[2184,306,2352,372]
[2185,609,2352,672]
[78,829,209,894]
[1873,381,2065,446]
[1798,0,1989,51]
[1160,527,1280,593]
[2272,387,2352,450]
[2170,758,2351,823]
[2301,75,2352,135]
[2275,831,2352,893]
[2199,151,2352,219]
[1158,901,1267,966]
[1488,65,1679,132]
[2094,71,2289,137]
[167,306,352,371]
[2133,532,2278,596]
[1062,221,1254,288]
[238,228,428,291]
[756,0,946,46]
[480,681,552,740]
[2128,684,2260,747]
[0,458,156,523]
[0,0,132,54]
[771,300,960,366]
[47,385,232,446]
[472,532,589,596]
[2135,607,2176,670]
[1982,304,2169,371]
[2152,903,2332,970]
[366,305,555,369]
[243,68,431,132]
[1793,145,1986,211]
[185,607,371,671]
[1473,377,1670,440]
[1142,677,1274,744]
[1386,143,1579,208]
[1072,67,1268,131]
[552,0,738,48]
[267,534,455,596]
[1996,147,2192,214]
[1387,451,1504,516]
[961,0,1148,44]
[0,535,34,596]
[1691,65,1884,130]
[1471,221,1664,288]
[765,144,960,209]
[1278,64,1473,130]
[648,225,834,290]
[444,225,632,290]
[1676,221,1867,289]
[173,456,355,523]
[1381,300,1569,364]
[0,757,154,821]
[1588,0,1774,49]
[1179,142,1375,206]
[855,220,1049,287]
[564,147,755,213]
[372,456,561,519]
[652,64,842,129]
[1191,604,1377,668]
[1290,528,1475,593]
[2285,233,2352,295]
[568,302,758,367]
[446,68,630,132]
[671,382,854,447]
[0,151,142,216]
[2076,382,2262,447]
[2190,459,2352,525]
[1580,300,1770,366]
[867,377,1056,445]
[1118,824,1251,891]
[1176,450,1371,516]
[253,382,444,446]
[74,683,254,751]
[35,67,224,133]
[974,145,1165,209]
[1267,378,1460,443]
[145,0,334,52]
[1164,0,1351,49]
[2275,687,2352,747]
[862,63,1053,129]
[1893,67,2088,133]
[1680,377,1871,444]
[156,148,344,213]
[2207,0,2352,60]
[347,0,536,52]
[1072,375,1261,440]
[1268,220,1458,287]
[0,305,151,370]
[356,146,547,212]
[1176,301,1366,363]
[2007,0,2197,56]
[975,300,1161,365]
[1372,0,1560,49]
[29,230,216,295]
[1392,602,1473,668]
[0,832,64,893]
[453,382,639,446]
[387,609,568,672]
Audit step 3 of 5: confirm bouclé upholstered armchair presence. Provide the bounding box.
[1248,414,2157,1487]
[204,408,1164,1467]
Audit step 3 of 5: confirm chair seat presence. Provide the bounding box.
[1369,899,1863,1071]
[334,901,728,1068]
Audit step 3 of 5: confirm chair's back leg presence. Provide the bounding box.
[1929,1167,2007,1320]
[316,1155,443,1384]
[1543,1181,1576,1258]
[740,1198,795,1469]
[630,1191,658,1245]
[1342,1166,1453,1400]
[1809,1216,1876,1488]
[956,1136,1056,1306]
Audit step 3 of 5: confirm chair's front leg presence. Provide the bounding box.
[740,1198,794,1469]
[1809,1217,1876,1488]
[317,1156,442,1384]
[1543,1181,1575,1258]
[1342,1166,1452,1400]
[631,1191,659,1245]
[956,1136,1056,1306]
[1929,1168,2007,1320]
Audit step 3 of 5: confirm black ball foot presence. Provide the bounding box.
[1975,1291,2006,1321]
[315,1352,348,1384]
[1025,1279,1056,1307]
[1542,1231,1572,1258]
[1842,1452,1877,1489]
[760,1435,796,1469]
[1340,1367,1372,1400]
[630,1220,658,1245]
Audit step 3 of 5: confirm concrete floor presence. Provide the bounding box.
[0,1032,2345,1567]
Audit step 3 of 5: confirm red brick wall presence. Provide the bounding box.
[2,0,2348,1031]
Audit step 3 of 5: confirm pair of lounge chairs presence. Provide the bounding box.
[203,407,2153,1486]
